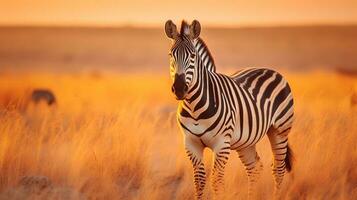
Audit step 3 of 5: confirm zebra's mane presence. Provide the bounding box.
[180,20,190,35]
[195,37,216,72]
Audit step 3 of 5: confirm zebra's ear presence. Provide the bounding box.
[190,20,201,39]
[165,20,179,40]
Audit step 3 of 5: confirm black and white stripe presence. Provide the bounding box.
[165,20,294,199]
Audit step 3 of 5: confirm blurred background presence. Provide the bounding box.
[0,1,356,200]
[0,0,356,73]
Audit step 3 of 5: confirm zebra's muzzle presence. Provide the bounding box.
[172,74,188,100]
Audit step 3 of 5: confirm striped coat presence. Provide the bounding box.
[165,20,294,199]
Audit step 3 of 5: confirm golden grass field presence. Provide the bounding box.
[0,70,356,200]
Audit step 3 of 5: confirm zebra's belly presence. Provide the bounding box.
[230,126,268,150]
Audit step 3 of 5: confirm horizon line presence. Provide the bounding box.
[0,22,357,29]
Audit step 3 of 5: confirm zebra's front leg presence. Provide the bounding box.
[237,145,263,199]
[185,136,206,200]
[211,139,231,199]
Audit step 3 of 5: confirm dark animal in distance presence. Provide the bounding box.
[31,89,56,106]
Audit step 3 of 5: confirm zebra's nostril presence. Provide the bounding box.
[184,84,188,92]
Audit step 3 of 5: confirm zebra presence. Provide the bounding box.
[165,20,294,199]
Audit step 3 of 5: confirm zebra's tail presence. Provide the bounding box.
[285,143,294,172]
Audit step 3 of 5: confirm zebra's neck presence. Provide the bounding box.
[194,38,216,72]
[180,40,219,120]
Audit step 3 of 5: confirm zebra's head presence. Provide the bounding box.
[165,20,201,100]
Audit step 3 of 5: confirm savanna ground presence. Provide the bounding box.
[0,70,356,200]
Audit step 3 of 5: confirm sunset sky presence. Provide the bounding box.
[0,0,356,26]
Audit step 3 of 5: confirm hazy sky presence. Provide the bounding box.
[0,0,356,26]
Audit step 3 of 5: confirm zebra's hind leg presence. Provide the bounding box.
[237,145,263,199]
[211,139,231,199]
[267,127,293,199]
[185,136,206,200]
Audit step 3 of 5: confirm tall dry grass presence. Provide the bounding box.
[0,71,356,200]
